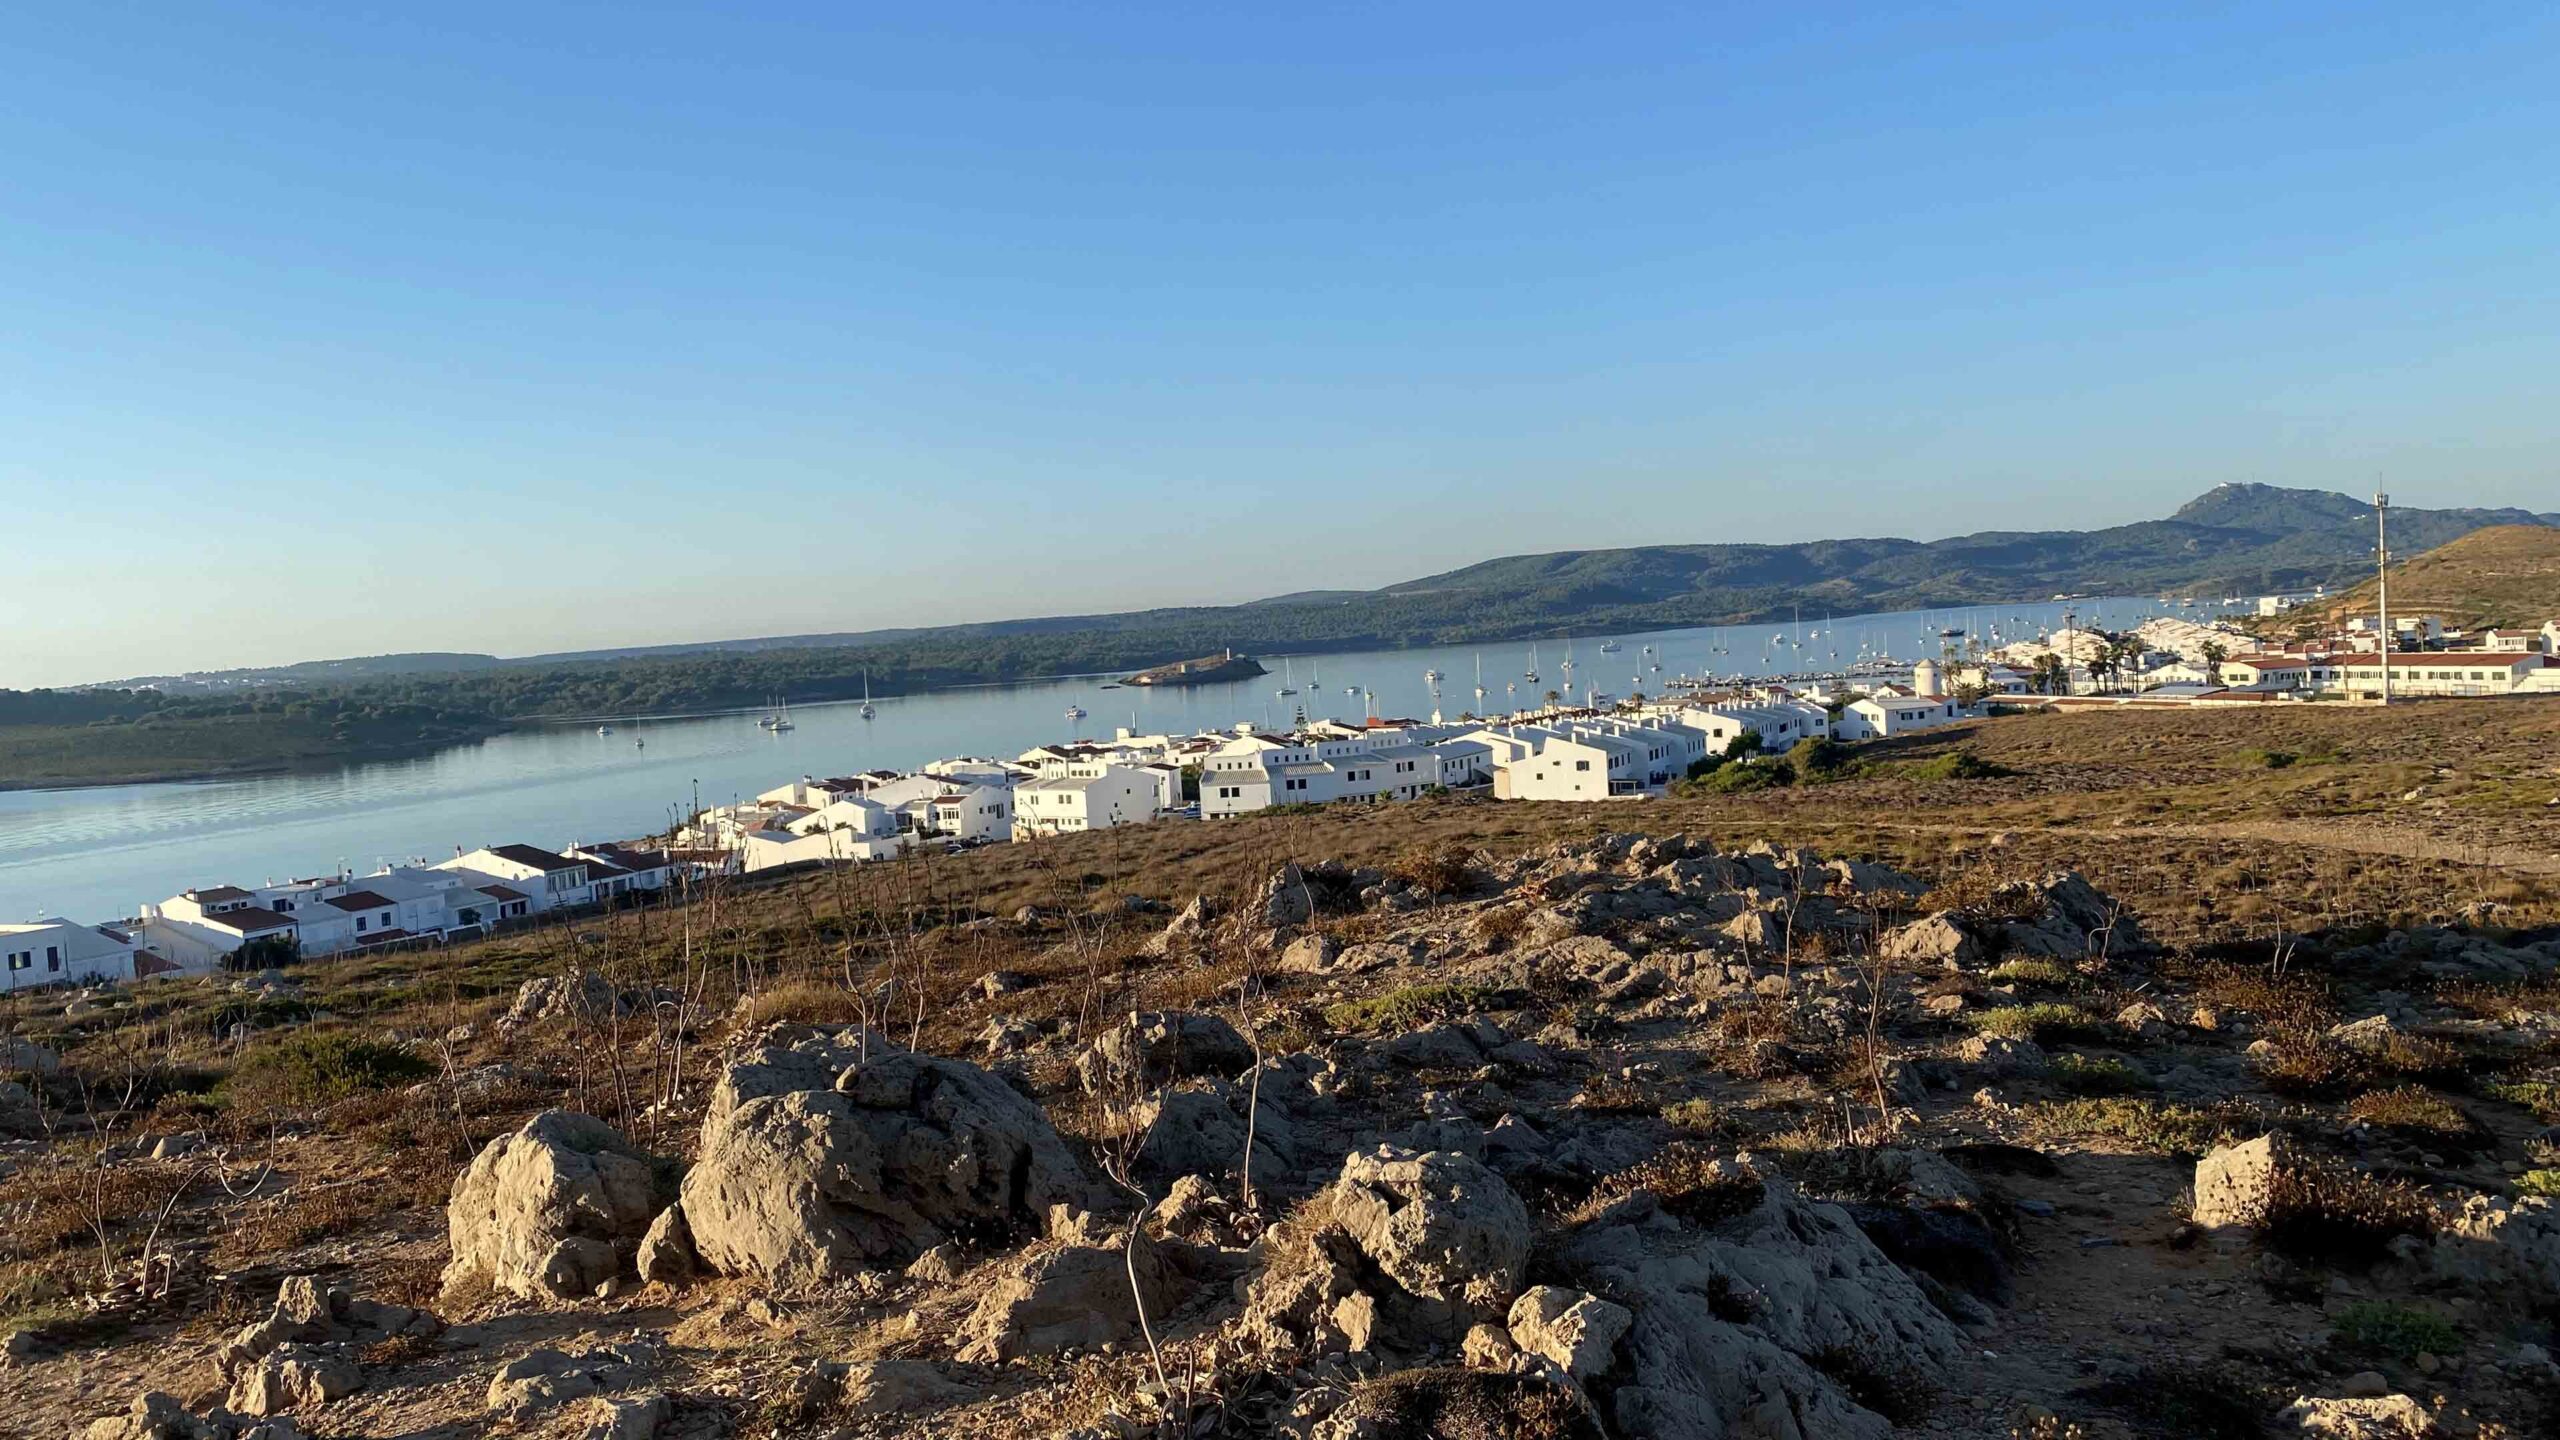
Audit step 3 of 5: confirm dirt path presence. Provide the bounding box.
[1869,817,2560,875]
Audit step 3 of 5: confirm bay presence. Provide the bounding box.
[0,595,2216,920]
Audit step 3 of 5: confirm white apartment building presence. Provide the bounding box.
[3,918,139,991]
[1014,764,1161,837]
[921,785,1016,842]
[2306,652,2549,699]
[1467,726,1642,801]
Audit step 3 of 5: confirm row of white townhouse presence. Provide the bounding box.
[1198,723,1493,818]
[131,843,680,972]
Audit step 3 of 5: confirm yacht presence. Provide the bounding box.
[1064,703,1087,721]
[859,670,876,720]
[1276,658,1297,697]
[596,724,613,736]
[769,698,794,733]
[1598,640,1621,653]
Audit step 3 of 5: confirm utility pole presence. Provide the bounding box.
[2373,490,2392,705]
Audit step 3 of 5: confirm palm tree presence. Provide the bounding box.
[2200,640,2228,686]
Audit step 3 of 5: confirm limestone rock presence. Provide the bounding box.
[2272,1392,2434,1438]
[1885,912,1982,969]
[1142,896,1218,958]
[1507,1285,1633,1379]
[2192,1134,2299,1230]
[0,1079,42,1137]
[227,1345,360,1417]
[580,1394,670,1440]
[1328,1146,1530,1330]
[484,1349,604,1423]
[842,1358,970,1419]
[704,1024,893,1125]
[1280,933,1344,974]
[957,1235,1188,1362]
[635,1204,696,1286]
[1075,1010,1254,1095]
[681,1049,1091,1284]
[1552,1171,1963,1440]
[1955,1034,2047,1079]
[442,1111,662,1304]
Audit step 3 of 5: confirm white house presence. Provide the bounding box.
[1463,725,1642,801]
[1014,765,1161,837]
[135,887,304,970]
[921,785,1016,842]
[1835,693,1962,741]
[785,796,902,842]
[3,918,140,991]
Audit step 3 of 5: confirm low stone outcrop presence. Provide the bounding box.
[218,1275,438,1386]
[704,1025,893,1125]
[1882,914,1980,969]
[227,1348,359,1418]
[0,1079,43,1137]
[1141,896,1218,958]
[81,1394,308,1440]
[681,1049,1091,1284]
[956,1233,1189,1361]
[442,1112,663,1304]
[1075,1010,1254,1095]
[1550,1168,1964,1440]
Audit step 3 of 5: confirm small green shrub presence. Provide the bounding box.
[2052,1053,2152,1096]
[2022,1098,2255,1155]
[2332,1301,2460,1360]
[2485,1079,2560,1123]
[1661,1098,1723,1134]
[2516,1169,2560,1197]
[1323,984,1502,1033]
[2343,1086,2484,1149]
[1703,760,1793,794]
[1899,751,2015,781]
[215,1031,434,1112]
[1986,958,2074,987]
[2257,1160,2436,1264]
[1969,1003,2095,1044]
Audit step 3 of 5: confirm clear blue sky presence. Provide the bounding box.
[5,3,2557,688]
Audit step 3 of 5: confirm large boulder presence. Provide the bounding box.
[1328,1146,1531,1331]
[1075,1010,1254,1095]
[1551,1168,1964,1440]
[681,1049,1091,1284]
[1120,1086,1296,1192]
[2415,1193,2560,1304]
[442,1112,662,1304]
[1261,864,1315,928]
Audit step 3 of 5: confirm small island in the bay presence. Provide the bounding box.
[1123,650,1269,686]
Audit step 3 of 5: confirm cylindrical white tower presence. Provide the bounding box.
[1912,658,1943,696]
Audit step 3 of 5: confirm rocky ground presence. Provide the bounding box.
[8,815,2560,1438]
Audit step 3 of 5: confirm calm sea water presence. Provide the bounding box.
[1,596,2215,921]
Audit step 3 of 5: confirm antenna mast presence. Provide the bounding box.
[2374,489,2391,705]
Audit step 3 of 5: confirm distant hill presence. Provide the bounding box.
[77,484,2559,703]
[2283,525,2560,633]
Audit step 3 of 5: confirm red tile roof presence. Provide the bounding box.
[205,907,295,934]
[325,890,394,912]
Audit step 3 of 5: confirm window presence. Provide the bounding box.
[1575,760,1591,772]
[47,947,61,971]
[355,917,368,932]
[6,951,25,971]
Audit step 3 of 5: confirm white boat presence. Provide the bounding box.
[770,698,794,733]
[1423,668,1442,685]
[860,669,876,720]
[1599,640,1620,653]
[1065,704,1087,721]
[1276,658,1297,697]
